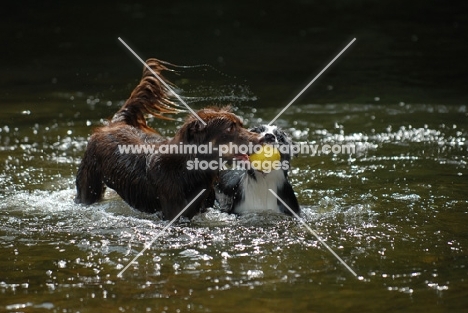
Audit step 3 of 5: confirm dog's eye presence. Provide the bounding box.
[226,124,235,132]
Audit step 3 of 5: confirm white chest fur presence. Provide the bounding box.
[234,170,286,214]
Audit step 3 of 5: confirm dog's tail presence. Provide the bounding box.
[111,58,184,132]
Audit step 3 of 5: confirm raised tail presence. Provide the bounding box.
[111,58,184,131]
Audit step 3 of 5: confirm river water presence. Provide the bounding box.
[1,88,467,311]
[2,1,468,312]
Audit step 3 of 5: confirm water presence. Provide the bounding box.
[2,1,468,311]
[1,89,467,311]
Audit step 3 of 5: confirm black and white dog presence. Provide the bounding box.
[215,125,300,215]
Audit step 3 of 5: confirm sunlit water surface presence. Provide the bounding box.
[1,92,467,312]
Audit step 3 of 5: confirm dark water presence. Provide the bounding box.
[1,1,468,312]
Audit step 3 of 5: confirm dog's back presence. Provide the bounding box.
[75,59,180,206]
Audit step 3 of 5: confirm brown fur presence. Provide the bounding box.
[75,58,260,220]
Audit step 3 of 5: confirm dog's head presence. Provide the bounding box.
[249,125,294,163]
[176,106,260,160]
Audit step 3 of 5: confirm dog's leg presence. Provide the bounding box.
[75,143,105,205]
[214,170,244,213]
[160,189,211,220]
[201,188,215,211]
[277,182,300,215]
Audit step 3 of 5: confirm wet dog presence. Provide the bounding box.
[75,59,260,220]
[215,125,300,215]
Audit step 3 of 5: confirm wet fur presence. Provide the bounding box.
[75,58,260,220]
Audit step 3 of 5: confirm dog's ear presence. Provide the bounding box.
[248,125,264,133]
[182,119,207,143]
[276,128,298,158]
[189,119,206,133]
[276,128,293,146]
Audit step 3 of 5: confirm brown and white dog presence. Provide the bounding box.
[75,59,260,220]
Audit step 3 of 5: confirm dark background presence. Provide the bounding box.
[2,0,467,107]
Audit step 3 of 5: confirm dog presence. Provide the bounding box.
[215,125,300,215]
[75,58,260,220]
